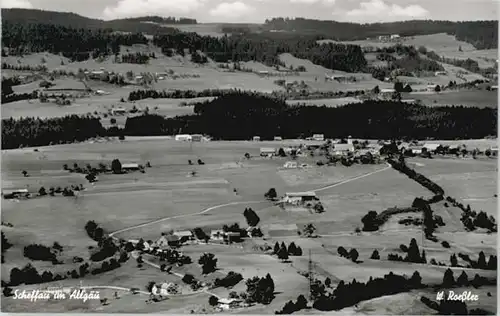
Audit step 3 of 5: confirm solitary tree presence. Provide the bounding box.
[111,159,122,174]
[209,295,219,306]
[265,188,277,200]
[349,248,359,262]
[198,253,217,274]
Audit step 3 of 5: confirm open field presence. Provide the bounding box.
[1,136,498,313]
[325,33,498,68]
[402,90,497,108]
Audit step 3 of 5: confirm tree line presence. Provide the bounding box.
[2,93,497,150]
[125,93,496,140]
[263,18,497,49]
[2,21,149,61]
[152,32,367,72]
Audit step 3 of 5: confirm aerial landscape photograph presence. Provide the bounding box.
[0,0,498,314]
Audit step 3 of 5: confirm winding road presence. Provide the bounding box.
[109,164,391,238]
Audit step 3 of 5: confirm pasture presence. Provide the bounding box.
[328,33,498,68]
[403,90,497,108]
[1,137,497,313]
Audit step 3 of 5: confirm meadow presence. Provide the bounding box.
[403,90,497,108]
[327,33,498,69]
[2,136,497,313]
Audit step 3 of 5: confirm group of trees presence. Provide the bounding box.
[119,52,153,64]
[84,221,118,262]
[388,238,427,264]
[23,244,60,263]
[8,252,126,287]
[337,246,359,263]
[361,206,420,232]
[273,241,303,261]
[312,271,424,311]
[157,248,192,266]
[445,196,497,233]
[441,268,496,289]
[275,294,308,314]
[245,273,275,305]
[389,159,445,197]
[455,252,497,270]
[213,271,244,288]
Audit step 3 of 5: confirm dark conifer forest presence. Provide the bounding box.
[4,93,495,149]
[263,18,498,49]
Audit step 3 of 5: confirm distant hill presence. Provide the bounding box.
[263,18,498,49]
[0,9,185,34]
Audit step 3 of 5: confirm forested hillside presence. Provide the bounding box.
[124,93,497,140]
[263,18,498,49]
[1,22,149,61]
[0,9,178,34]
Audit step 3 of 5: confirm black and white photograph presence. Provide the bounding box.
[0,0,498,314]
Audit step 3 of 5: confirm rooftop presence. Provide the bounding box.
[285,191,317,197]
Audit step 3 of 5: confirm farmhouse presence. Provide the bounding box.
[111,108,127,115]
[312,134,325,141]
[2,188,29,199]
[274,136,283,141]
[390,34,400,40]
[283,192,318,205]
[332,143,354,155]
[258,71,269,76]
[260,147,276,157]
[423,143,441,153]
[191,134,203,142]
[427,84,438,92]
[173,230,194,242]
[218,298,242,310]
[153,235,170,249]
[175,134,192,141]
[224,231,241,243]
[435,71,447,76]
[491,85,498,91]
[152,283,178,296]
[211,230,224,241]
[253,136,261,141]
[166,235,181,247]
[283,161,298,169]
[122,163,140,171]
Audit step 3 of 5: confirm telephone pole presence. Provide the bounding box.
[308,249,314,301]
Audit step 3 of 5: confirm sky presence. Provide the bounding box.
[1,0,499,23]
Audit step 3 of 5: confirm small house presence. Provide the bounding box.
[283,161,298,169]
[218,298,242,309]
[390,34,400,40]
[253,136,261,141]
[174,231,194,243]
[409,146,423,154]
[427,84,438,92]
[260,148,276,157]
[274,136,283,141]
[283,192,318,205]
[166,235,181,247]
[380,88,395,94]
[423,143,441,153]
[312,134,325,141]
[153,235,170,249]
[152,282,178,296]
[224,232,241,243]
[258,71,269,76]
[435,71,447,76]
[491,85,498,91]
[111,108,127,115]
[191,134,203,142]
[175,134,192,141]
[122,163,140,171]
[2,188,29,199]
[211,230,224,241]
